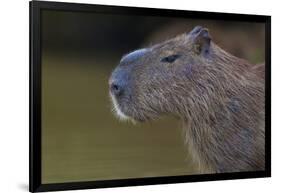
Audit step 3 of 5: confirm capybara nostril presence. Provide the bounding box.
[110,82,123,96]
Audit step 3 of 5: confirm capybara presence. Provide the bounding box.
[109,26,265,173]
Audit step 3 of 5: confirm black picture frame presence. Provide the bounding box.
[29,1,271,192]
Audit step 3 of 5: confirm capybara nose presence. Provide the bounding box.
[110,81,123,96]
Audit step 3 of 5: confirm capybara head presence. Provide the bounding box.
[109,26,249,122]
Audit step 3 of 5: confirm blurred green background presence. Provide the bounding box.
[41,10,265,183]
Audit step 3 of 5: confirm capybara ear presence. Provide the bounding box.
[189,26,211,56]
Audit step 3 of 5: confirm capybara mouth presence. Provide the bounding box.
[109,93,150,123]
[109,93,131,121]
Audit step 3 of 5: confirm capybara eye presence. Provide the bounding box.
[161,54,181,63]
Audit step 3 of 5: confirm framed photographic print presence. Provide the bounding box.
[30,0,271,192]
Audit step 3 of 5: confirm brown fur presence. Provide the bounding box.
[109,26,265,173]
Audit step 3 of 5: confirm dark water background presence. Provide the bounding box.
[41,10,265,183]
